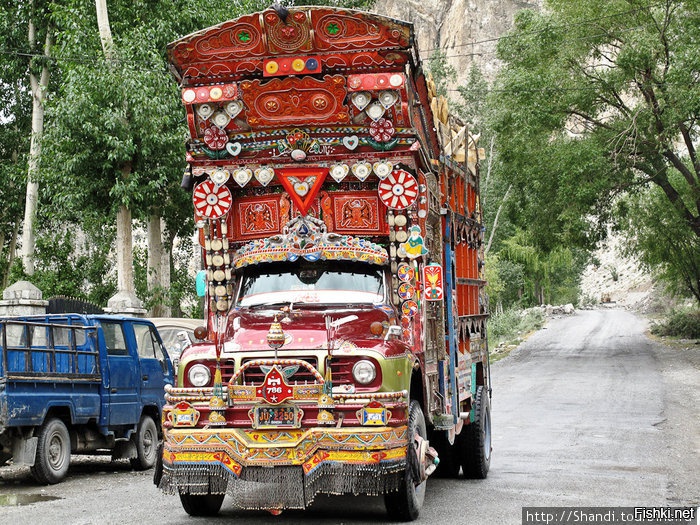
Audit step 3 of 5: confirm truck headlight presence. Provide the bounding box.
[352,360,376,385]
[188,364,211,387]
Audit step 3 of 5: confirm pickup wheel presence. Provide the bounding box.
[180,492,225,517]
[384,401,427,521]
[31,417,71,484]
[459,386,491,479]
[130,415,158,470]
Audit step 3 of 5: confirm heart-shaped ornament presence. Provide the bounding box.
[378,90,399,109]
[293,177,316,197]
[366,102,386,122]
[254,167,274,186]
[351,91,371,111]
[197,103,214,120]
[342,135,359,150]
[211,110,231,129]
[352,162,372,182]
[233,168,252,187]
[226,141,242,156]
[373,161,393,180]
[224,100,243,118]
[329,164,349,183]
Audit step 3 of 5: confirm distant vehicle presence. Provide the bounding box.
[148,318,205,365]
[0,314,174,484]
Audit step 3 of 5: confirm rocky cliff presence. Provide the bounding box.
[371,0,541,86]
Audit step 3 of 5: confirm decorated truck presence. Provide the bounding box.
[156,6,490,520]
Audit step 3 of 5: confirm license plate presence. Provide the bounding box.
[253,405,299,429]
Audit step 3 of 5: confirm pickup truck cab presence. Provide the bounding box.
[0,314,173,483]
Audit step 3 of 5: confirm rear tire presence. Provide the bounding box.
[130,415,158,470]
[384,400,427,521]
[460,386,491,479]
[31,418,71,484]
[179,492,225,517]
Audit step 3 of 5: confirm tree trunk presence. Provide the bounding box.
[147,214,166,317]
[161,231,173,317]
[21,7,52,276]
[96,0,140,307]
[485,184,511,257]
[116,204,134,293]
[95,0,116,61]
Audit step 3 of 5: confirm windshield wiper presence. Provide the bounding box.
[246,301,292,311]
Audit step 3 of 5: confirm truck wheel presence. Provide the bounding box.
[460,386,491,479]
[430,429,460,478]
[180,492,225,517]
[130,415,158,470]
[384,401,427,521]
[30,418,71,484]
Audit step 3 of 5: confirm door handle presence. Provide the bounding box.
[142,375,148,381]
[111,388,117,393]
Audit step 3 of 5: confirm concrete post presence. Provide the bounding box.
[0,281,48,316]
[104,289,147,317]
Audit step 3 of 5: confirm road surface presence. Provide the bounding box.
[1,308,698,524]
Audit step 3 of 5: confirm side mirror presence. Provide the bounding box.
[384,325,402,341]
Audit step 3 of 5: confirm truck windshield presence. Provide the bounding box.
[236,261,386,308]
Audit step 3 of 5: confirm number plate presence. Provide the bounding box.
[253,405,300,429]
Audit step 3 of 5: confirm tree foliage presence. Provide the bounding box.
[489,0,700,302]
[618,179,700,303]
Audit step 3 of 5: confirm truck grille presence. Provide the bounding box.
[219,357,368,386]
[239,357,319,384]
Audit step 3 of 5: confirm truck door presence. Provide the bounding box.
[102,320,141,426]
[132,321,173,410]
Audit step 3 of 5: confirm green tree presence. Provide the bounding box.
[618,181,700,303]
[490,0,700,301]
[426,48,457,98]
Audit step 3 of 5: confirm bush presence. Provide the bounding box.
[488,306,546,346]
[650,308,700,339]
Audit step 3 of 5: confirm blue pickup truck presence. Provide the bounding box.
[0,314,173,484]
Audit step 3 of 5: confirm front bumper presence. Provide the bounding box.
[159,425,408,510]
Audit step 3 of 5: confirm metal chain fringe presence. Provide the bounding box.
[159,461,406,510]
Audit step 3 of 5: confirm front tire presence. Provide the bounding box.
[180,492,225,517]
[384,400,427,521]
[130,415,158,470]
[31,417,71,484]
[460,385,491,479]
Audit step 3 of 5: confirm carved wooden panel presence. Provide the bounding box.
[240,75,349,127]
[332,192,386,235]
[313,11,410,51]
[167,8,413,84]
[233,196,281,240]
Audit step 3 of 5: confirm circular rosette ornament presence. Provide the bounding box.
[203,125,229,150]
[369,117,395,143]
[378,169,418,209]
[192,179,232,219]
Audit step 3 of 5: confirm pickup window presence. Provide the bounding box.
[102,321,128,356]
[134,323,163,360]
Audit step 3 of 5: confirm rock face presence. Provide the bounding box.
[371,0,542,86]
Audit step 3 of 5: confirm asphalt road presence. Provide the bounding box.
[1,308,698,524]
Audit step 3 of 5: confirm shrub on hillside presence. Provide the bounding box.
[650,309,700,339]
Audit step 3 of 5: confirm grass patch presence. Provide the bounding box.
[488,306,546,361]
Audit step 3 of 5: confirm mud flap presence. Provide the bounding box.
[153,443,163,486]
[12,436,38,466]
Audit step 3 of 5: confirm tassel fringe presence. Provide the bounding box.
[159,460,406,510]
